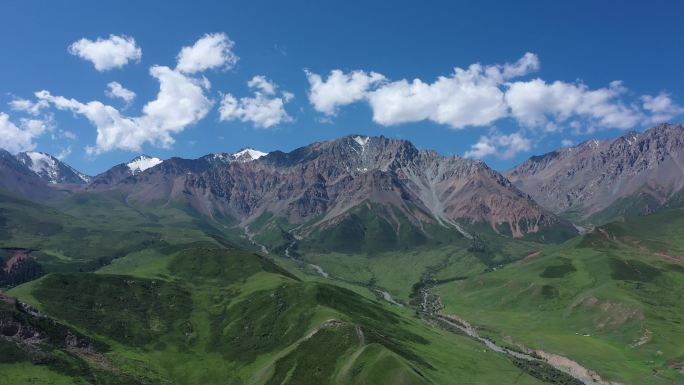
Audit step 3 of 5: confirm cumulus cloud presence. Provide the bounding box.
[464,131,531,160]
[305,69,385,115]
[23,33,245,155]
[641,93,684,124]
[36,65,213,154]
[68,35,142,71]
[365,53,539,128]
[176,33,238,74]
[219,76,293,128]
[506,79,642,131]
[366,67,507,129]
[248,75,277,95]
[306,52,683,134]
[105,81,136,103]
[0,113,50,153]
[9,98,49,115]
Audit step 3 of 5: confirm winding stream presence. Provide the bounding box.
[419,281,605,385]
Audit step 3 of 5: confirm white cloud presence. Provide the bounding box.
[219,76,293,128]
[20,118,52,135]
[641,93,684,124]
[464,131,531,159]
[9,98,49,115]
[56,146,72,160]
[506,79,642,131]
[247,75,277,95]
[106,81,136,103]
[366,65,508,129]
[366,54,540,129]
[52,129,78,141]
[307,52,679,135]
[500,52,540,80]
[305,69,385,115]
[36,65,213,155]
[307,53,538,128]
[561,139,575,147]
[176,33,238,74]
[68,35,142,71]
[0,113,50,153]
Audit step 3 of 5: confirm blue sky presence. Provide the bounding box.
[1,0,683,175]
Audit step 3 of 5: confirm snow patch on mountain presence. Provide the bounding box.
[233,148,268,161]
[20,151,90,184]
[24,152,59,183]
[127,156,163,174]
[353,136,370,147]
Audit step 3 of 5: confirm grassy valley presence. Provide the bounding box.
[437,208,684,384]
[1,188,683,384]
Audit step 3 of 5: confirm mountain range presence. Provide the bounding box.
[0,136,580,252]
[2,124,684,254]
[507,123,684,223]
[1,123,684,385]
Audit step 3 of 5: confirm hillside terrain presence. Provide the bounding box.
[0,129,682,384]
[507,124,684,223]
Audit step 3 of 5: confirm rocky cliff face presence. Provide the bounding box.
[106,135,574,243]
[506,124,684,222]
[0,248,43,288]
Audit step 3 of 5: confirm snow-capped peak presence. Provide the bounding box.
[231,148,268,162]
[19,151,90,184]
[23,152,59,183]
[353,136,370,147]
[127,155,163,174]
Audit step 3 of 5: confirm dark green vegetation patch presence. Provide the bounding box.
[209,283,316,363]
[266,324,359,385]
[170,247,269,284]
[609,258,661,282]
[510,357,583,385]
[33,273,193,347]
[211,282,430,368]
[540,258,576,278]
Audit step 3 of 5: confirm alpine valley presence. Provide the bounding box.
[1,124,684,385]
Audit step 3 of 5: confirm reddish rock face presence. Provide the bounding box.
[93,135,572,239]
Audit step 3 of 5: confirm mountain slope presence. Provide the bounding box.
[437,206,684,385]
[16,151,90,184]
[506,123,684,223]
[97,135,575,252]
[88,155,163,188]
[5,239,551,385]
[0,149,58,201]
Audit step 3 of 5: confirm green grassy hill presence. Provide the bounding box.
[437,208,684,384]
[5,240,550,385]
[2,189,683,384]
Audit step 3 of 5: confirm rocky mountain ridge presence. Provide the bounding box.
[506,123,684,222]
[91,135,574,245]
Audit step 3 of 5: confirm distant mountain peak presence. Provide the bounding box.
[232,148,268,162]
[208,148,268,164]
[16,151,90,184]
[127,155,163,174]
[352,135,370,147]
[506,123,684,222]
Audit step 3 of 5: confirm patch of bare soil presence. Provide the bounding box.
[630,328,652,348]
[654,251,684,264]
[534,350,625,385]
